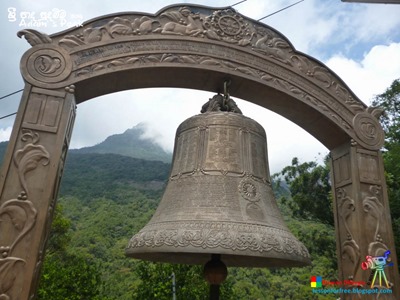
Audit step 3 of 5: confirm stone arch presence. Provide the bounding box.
[0,4,398,299]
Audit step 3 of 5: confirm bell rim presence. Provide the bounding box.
[125,249,311,268]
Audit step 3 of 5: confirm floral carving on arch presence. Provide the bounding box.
[18,3,384,151]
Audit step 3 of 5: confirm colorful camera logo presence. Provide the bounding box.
[361,250,393,288]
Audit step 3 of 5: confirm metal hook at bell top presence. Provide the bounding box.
[223,80,231,110]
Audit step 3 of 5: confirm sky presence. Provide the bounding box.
[0,0,399,173]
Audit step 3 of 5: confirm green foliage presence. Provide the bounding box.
[372,78,400,145]
[133,262,235,299]
[60,153,169,200]
[38,253,102,300]
[59,194,157,300]
[38,204,102,300]
[287,219,337,262]
[276,157,333,225]
[372,78,400,267]
[45,204,71,254]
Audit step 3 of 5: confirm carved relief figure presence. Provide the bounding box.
[158,7,205,36]
[253,34,292,64]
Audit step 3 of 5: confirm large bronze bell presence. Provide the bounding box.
[126,94,310,268]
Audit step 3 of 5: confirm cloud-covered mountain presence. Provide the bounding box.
[0,123,172,167]
[71,123,172,163]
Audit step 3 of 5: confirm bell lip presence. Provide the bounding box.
[125,248,311,268]
[126,220,311,267]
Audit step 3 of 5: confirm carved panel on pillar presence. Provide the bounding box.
[0,130,48,300]
[357,149,381,185]
[362,185,387,253]
[23,88,67,133]
[333,152,352,188]
[0,87,76,300]
[336,186,361,282]
[332,143,399,299]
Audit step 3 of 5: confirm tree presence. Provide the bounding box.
[372,79,400,145]
[276,157,333,226]
[37,204,102,300]
[372,78,400,266]
[133,261,234,299]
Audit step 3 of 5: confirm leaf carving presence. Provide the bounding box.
[363,185,383,241]
[205,30,220,40]
[235,66,257,77]
[126,57,141,64]
[0,198,37,254]
[221,61,237,69]
[76,68,91,76]
[108,60,125,67]
[311,67,332,88]
[107,17,133,37]
[200,59,221,66]
[161,54,180,63]
[138,17,160,34]
[342,239,360,279]
[17,29,52,46]
[160,11,183,23]
[59,35,86,48]
[13,144,50,196]
[337,188,355,238]
[145,55,161,63]
[0,257,25,296]
[92,64,105,71]
[238,39,251,46]
[181,56,197,64]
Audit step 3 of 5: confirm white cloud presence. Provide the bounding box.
[0,127,12,142]
[325,42,400,104]
[347,3,400,44]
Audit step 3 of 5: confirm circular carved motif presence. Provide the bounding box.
[239,178,260,202]
[34,55,63,77]
[21,45,72,84]
[353,112,384,150]
[218,15,242,36]
[203,9,250,41]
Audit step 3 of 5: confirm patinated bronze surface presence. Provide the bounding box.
[0,4,398,299]
[126,106,310,267]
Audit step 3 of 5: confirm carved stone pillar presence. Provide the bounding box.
[0,84,76,299]
[331,142,400,299]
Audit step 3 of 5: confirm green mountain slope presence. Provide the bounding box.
[72,123,172,163]
[60,152,170,200]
